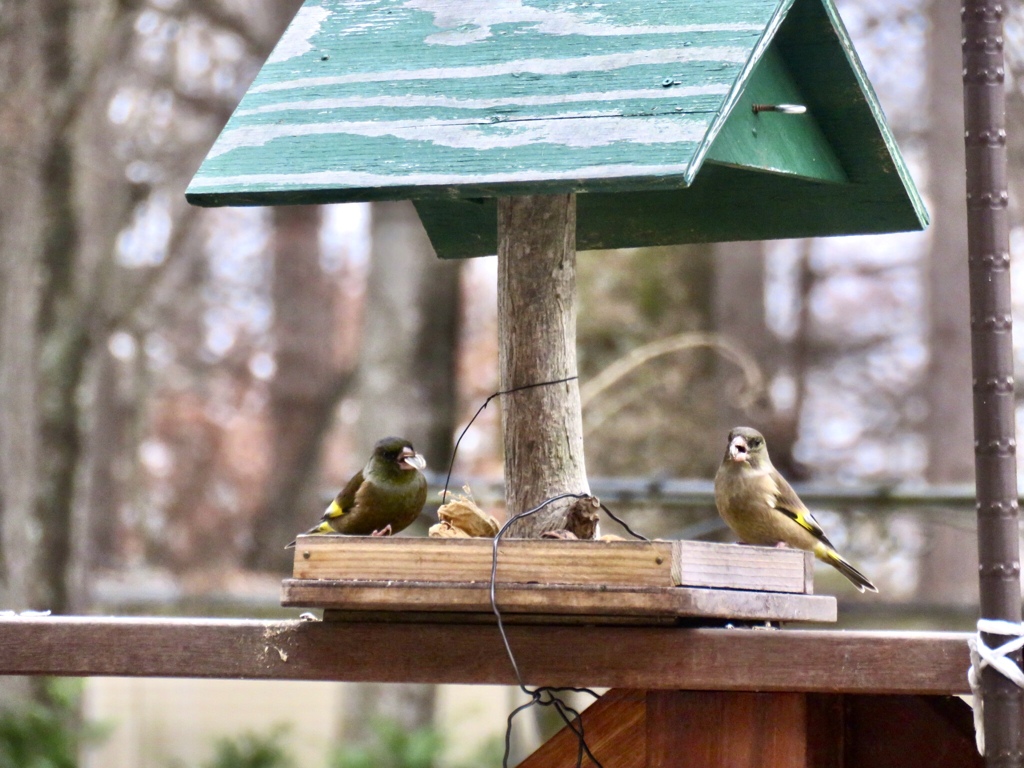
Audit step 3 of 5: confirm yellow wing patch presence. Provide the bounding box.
[324,499,346,519]
[774,501,826,538]
[791,509,818,534]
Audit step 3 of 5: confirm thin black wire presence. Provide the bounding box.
[440,376,650,767]
[442,375,579,503]
[598,501,650,542]
[490,493,648,768]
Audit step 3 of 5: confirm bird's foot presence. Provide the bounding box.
[774,542,789,548]
[370,524,393,537]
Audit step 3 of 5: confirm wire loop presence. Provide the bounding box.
[441,377,650,767]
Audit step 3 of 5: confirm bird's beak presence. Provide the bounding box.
[728,436,749,463]
[398,447,427,471]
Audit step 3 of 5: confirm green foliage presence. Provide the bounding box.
[330,718,500,768]
[200,726,294,768]
[331,719,442,768]
[0,679,108,768]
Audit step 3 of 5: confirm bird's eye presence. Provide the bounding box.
[750,438,762,447]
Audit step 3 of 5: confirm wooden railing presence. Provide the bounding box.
[0,616,971,695]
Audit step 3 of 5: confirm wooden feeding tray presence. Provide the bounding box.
[282,537,837,625]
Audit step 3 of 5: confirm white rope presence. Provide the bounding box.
[967,618,1024,755]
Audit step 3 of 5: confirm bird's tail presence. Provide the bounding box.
[814,544,878,593]
[284,521,335,550]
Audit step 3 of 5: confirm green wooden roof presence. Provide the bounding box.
[186,0,928,258]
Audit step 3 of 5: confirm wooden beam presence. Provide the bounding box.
[0,617,971,695]
[518,689,647,768]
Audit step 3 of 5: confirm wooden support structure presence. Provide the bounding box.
[0,617,972,694]
[520,688,982,768]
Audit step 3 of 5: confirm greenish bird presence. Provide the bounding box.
[714,426,878,593]
[286,436,428,547]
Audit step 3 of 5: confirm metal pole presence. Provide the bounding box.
[962,0,1023,765]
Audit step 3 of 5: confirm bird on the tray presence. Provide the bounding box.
[286,436,428,548]
[714,426,878,593]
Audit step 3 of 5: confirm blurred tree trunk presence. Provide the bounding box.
[713,241,803,476]
[0,0,88,620]
[342,201,462,738]
[73,22,146,600]
[713,242,769,428]
[354,201,461,469]
[247,205,346,571]
[81,350,130,574]
[34,0,91,618]
[0,0,82,708]
[0,0,301,624]
[918,0,977,606]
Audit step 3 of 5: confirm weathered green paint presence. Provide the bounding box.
[414,161,923,258]
[187,0,927,257]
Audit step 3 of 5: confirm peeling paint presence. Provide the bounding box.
[249,46,750,94]
[189,161,696,191]
[405,0,763,46]
[206,113,707,159]
[267,5,331,64]
[235,84,730,117]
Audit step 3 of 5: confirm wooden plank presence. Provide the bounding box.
[518,689,647,768]
[0,617,973,695]
[320,610,683,627]
[292,536,674,586]
[282,579,837,622]
[291,536,811,594]
[648,690,808,767]
[671,541,811,593]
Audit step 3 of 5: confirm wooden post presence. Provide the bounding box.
[647,691,808,768]
[497,194,590,536]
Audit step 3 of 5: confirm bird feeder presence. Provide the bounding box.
[188,0,925,616]
[188,0,935,590]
